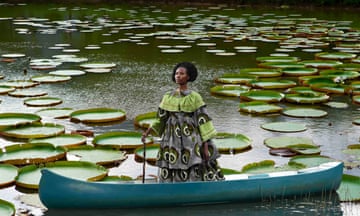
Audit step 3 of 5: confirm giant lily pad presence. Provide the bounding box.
[93,131,152,150]
[24,97,63,107]
[30,134,87,147]
[0,80,38,88]
[310,83,348,94]
[264,136,317,149]
[285,92,330,104]
[31,75,71,83]
[249,79,297,89]
[281,67,318,76]
[288,155,336,168]
[67,146,127,165]
[0,164,18,187]
[353,95,360,105]
[0,113,41,128]
[0,199,15,216]
[239,101,283,114]
[240,160,296,174]
[319,70,359,80]
[240,68,282,77]
[0,122,65,139]
[210,85,250,97]
[337,174,360,202]
[16,161,108,189]
[261,122,307,133]
[70,108,126,123]
[300,60,343,69]
[35,107,73,119]
[258,62,305,69]
[214,74,257,84]
[240,90,284,102]
[0,143,66,165]
[134,112,157,129]
[0,86,15,94]
[213,132,252,154]
[282,108,328,118]
[335,63,360,71]
[49,70,86,76]
[256,56,299,63]
[8,88,47,97]
[80,63,116,69]
[134,144,160,165]
[315,52,357,61]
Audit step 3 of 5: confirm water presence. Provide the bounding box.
[0,2,359,215]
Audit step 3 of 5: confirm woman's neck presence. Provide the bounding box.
[177,84,188,91]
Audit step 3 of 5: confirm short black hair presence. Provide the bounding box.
[172,62,198,83]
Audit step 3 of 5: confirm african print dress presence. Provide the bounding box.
[151,89,223,182]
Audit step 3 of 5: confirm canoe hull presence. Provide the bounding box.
[39,162,343,208]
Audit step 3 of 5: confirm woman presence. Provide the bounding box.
[141,62,223,182]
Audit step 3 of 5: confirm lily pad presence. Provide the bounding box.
[0,80,38,88]
[1,53,26,58]
[353,118,360,125]
[70,108,126,123]
[35,107,73,119]
[319,70,359,80]
[239,101,283,114]
[0,112,41,128]
[31,75,71,83]
[0,164,18,187]
[258,62,305,69]
[285,92,330,104]
[288,155,336,168]
[24,97,62,107]
[8,88,47,97]
[134,112,157,129]
[315,52,357,61]
[256,56,299,63]
[49,70,86,76]
[214,74,257,84]
[261,122,307,133]
[337,174,360,202]
[0,122,65,139]
[67,145,127,165]
[240,68,282,77]
[300,60,343,69]
[323,101,349,109]
[30,134,87,147]
[80,63,116,69]
[0,199,15,216]
[250,79,297,89]
[16,161,108,189]
[0,86,15,94]
[210,85,250,97]
[311,83,348,94]
[353,95,360,105]
[93,131,153,150]
[134,144,160,165]
[240,90,284,102]
[281,67,318,76]
[282,108,328,118]
[264,136,316,149]
[213,132,252,154]
[241,160,296,174]
[0,143,66,165]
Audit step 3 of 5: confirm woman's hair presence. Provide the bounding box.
[172,62,198,82]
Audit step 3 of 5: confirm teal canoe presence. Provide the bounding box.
[39,162,343,209]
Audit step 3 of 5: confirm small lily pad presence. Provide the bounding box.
[67,145,127,165]
[324,101,349,108]
[210,85,250,97]
[240,160,296,174]
[70,108,126,123]
[0,86,15,94]
[250,79,297,89]
[258,62,305,69]
[264,136,316,149]
[261,122,307,133]
[337,174,360,202]
[213,132,252,154]
[256,56,299,63]
[134,112,157,129]
[134,144,159,165]
[49,70,86,76]
[214,74,257,84]
[30,134,87,147]
[0,143,66,165]
[281,67,318,76]
[93,131,153,151]
[315,52,357,61]
[24,97,62,107]
[240,90,284,102]
[285,92,330,104]
[0,164,18,187]
[240,68,282,77]
[282,108,328,118]
[0,199,15,216]
[35,107,73,119]
[0,122,65,139]
[288,155,337,168]
[239,101,283,114]
[301,60,343,69]
[8,88,48,97]
[80,63,116,69]
[16,161,108,189]
[0,80,38,88]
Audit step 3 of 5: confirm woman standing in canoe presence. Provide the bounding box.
[141,62,224,182]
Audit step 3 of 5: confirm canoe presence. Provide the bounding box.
[39,161,343,209]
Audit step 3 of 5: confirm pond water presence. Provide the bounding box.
[0,2,359,216]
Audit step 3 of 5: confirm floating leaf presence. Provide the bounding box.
[93,131,152,151]
[0,80,38,88]
[213,132,252,154]
[239,101,283,114]
[134,112,157,129]
[16,161,108,189]
[80,63,116,69]
[288,155,336,168]
[301,60,343,69]
[0,164,18,188]
[240,68,282,77]
[134,144,159,165]
[250,79,297,89]
[70,108,126,123]
[0,86,15,94]
[30,134,87,148]
[353,95,360,105]
[31,75,71,83]
[0,143,66,165]
[285,92,330,104]
[337,174,360,202]
[281,67,318,76]
[256,56,299,63]
[240,90,284,102]
[0,113,41,128]
[282,108,328,118]
[315,52,357,61]
[214,74,257,84]
[24,97,63,107]
[264,136,316,149]
[0,199,15,216]
[49,70,86,76]
[8,88,47,97]
[35,107,73,119]
[210,85,250,97]
[0,122,65,139]
[261,122,307,133]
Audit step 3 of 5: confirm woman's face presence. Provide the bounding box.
[174,67,189,85]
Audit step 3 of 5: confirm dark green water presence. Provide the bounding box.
[0,2,359,215]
